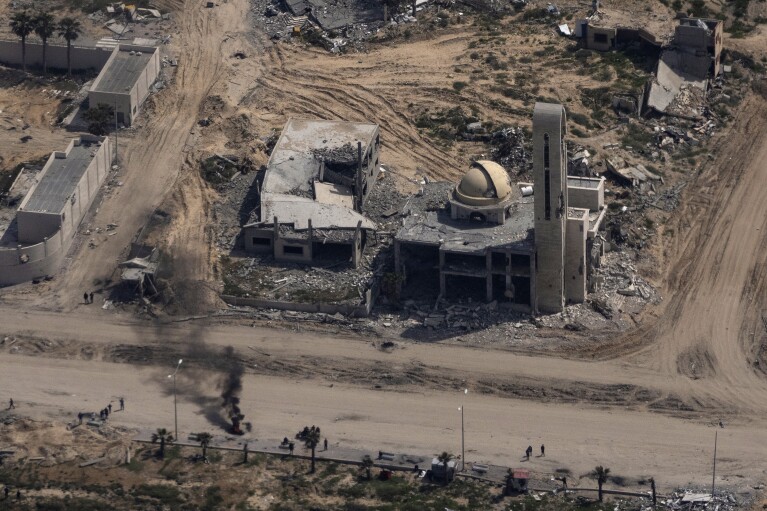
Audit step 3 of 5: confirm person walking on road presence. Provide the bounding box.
[84,292,89,304]
[120,397,124,411]
[540,444,545,457]
[526,446,532,460]
[108,403,112,414]
[289,442,295,455]
[89,292,94,304]
[324,438,328,451]
[8,398,14,410]
[78,412,83,424]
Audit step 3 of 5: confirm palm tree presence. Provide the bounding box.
[33,12,56,75]
[303,427,321,473]
[590,465,611,502]
[9,12,34,72]
[196,432,212,461]
[151,428,174,458]
[57,17,82,77]
[437,451,454,485]
[361,454,374,480]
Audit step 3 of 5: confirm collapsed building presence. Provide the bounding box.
[647,18,723,115]
[0,135,113,286]
[576,15,723,117]
[242,118,380,267]
[394,103,606,314]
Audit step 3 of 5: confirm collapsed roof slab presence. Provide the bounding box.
[647,49,708,113]
[260,194,375,230]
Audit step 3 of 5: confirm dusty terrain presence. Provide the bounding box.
[1,0,767,506]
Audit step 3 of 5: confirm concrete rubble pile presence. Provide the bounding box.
[660,489,740,510]
[489,126,530,172]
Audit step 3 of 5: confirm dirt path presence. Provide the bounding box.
[33,0,254,311]
[608,95,767,416]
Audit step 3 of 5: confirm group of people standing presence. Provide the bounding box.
[77,398,125,424]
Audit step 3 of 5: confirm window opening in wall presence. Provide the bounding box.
[594,33,608,44]
[252,237,271,246]
[543,133,551,220]
[283,245,303,255]
[469,212,486,223]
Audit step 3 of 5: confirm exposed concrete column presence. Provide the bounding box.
[307,219,314,262]
[356,141,363,212]
[43,237,48,257]
[319,158,325,182]
[394,240,402,291]
[530,253,537,314]
[352,220,362,268]
[439,250,446,298]
[273,217,279,259]
[486,251,493,302]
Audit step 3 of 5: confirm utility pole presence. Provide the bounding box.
[712,419,724,498]
[712,429,718,497]
[113,98,118,159]
[167,359,183,441]
[459,388,468,472]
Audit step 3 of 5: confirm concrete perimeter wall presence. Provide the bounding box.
[221,290,374,318]
[0,39,113,71]
[0,135,112,286]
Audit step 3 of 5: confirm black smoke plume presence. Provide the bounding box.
[221,346,245,434]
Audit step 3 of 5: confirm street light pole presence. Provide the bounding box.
[712,419,724,498]
[168,359,183,441]
[460,388,468,472]
[712,429,718,497]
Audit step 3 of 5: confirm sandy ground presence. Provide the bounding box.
[3,353,766,493]
[1,0,767,500]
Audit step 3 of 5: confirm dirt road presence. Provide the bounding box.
[4,352,766,491]
[2,0,767,497]
[611,95,767,417]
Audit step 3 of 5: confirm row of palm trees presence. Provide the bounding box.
[149,428,619,503]
[9,11,82,76]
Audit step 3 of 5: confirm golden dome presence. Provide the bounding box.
[455,161,513,206]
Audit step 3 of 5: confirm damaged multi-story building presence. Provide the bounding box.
[394,103,606,314]
[646,17,723,114]
[242,118,380,267]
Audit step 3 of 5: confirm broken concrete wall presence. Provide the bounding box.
[675,18,723,77]
[221,291,374,317]
[275,237,313,263]
[243,226,274,254]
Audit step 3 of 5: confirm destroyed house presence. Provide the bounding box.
[646,17,722,115]
[394,103,605,314]
[673,18,722,78]
[243,118,380,267]
[88,44,160,127]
